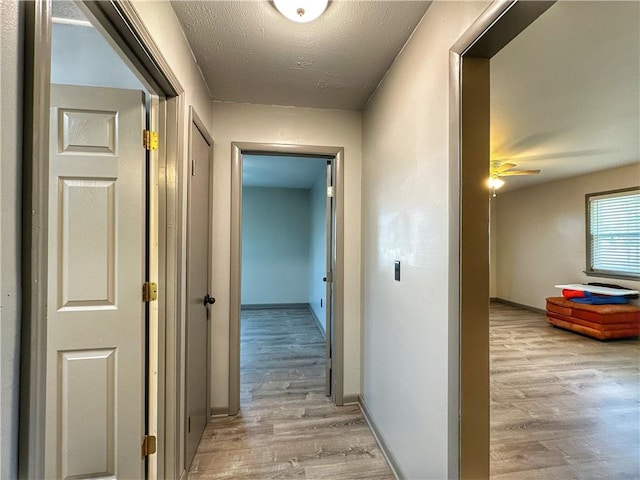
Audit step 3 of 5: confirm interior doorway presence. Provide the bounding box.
[229,143,345,415]
[453,1,639,477]
[450,1,555,477]
[240,154,333,397]
[485,2,640,478]
[21,1,185,478]
[47,5,155,478]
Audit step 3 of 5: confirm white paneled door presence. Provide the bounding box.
[46,84,147,479]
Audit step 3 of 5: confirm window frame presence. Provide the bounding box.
[585,186,640,280]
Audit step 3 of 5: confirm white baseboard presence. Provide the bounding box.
[210,405,228,417]
[241,302,308,310]
[493,297,546,314]
[342,393,358,404]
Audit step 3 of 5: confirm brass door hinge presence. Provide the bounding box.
[143,130,158,151]
[142,435,157,457]
[143,282,158,302]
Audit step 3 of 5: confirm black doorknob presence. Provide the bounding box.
[204,294,216,306]
[323,277,327,282]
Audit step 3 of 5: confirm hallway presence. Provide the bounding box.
[188,306,394,479]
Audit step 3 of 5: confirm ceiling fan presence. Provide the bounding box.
[489,161,540,197]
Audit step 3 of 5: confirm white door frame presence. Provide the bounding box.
[229,142,345,414]
[20,1,188,478]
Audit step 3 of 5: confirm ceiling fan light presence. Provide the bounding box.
[488,177,505,189]
[273,0,328,23]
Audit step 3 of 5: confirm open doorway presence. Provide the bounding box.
[47,4,156,478]
[228,143,345,415]
[488,2,640,478]
[240,154,333,407]
[450,1,555,476]
[21,1,186,478]
[453,0,639,477]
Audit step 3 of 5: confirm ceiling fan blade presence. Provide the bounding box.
[491,162,516,173]
[498,169,541,176]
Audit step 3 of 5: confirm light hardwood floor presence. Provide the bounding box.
[188,303,639,479]
[188,306,394,480]
[490,302,640,479]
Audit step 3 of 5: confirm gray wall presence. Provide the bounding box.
[0,1,23,478]
[494,164,640,309]
[241,187,312,305]
[211,103,362,406]
[361,2,490,478]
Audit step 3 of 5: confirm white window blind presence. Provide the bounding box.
[587,189,640,278]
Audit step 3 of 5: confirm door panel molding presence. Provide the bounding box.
[59,348,116,479]
[229,143,345,415]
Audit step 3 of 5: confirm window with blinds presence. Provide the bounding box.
[586,187,640,279]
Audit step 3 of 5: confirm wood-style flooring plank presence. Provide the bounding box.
[490,302,640,479]
[190,302,638,479]
[189,307,394,480]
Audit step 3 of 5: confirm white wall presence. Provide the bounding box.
[0,1,23,478]
[52,23,147,91]
[309,171,327,332]
[494,164,640,310]
[242,187,311,305]
[211,102,362,408]
[361,2,490,478]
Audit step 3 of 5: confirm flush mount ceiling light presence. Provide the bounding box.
[273,0,329,23]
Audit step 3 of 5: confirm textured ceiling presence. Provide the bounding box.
[171,1,637,190]
[53,1,638,191]
[52,0,88,21]
[170,0,431,110]
[490,1,639,192]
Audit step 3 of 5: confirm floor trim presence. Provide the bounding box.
[492,297,546,315]
[342,394,358,405]
[308,304,326,339]
[241,303,309,310]
[358,395,404,480]
[210,406,228,417]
